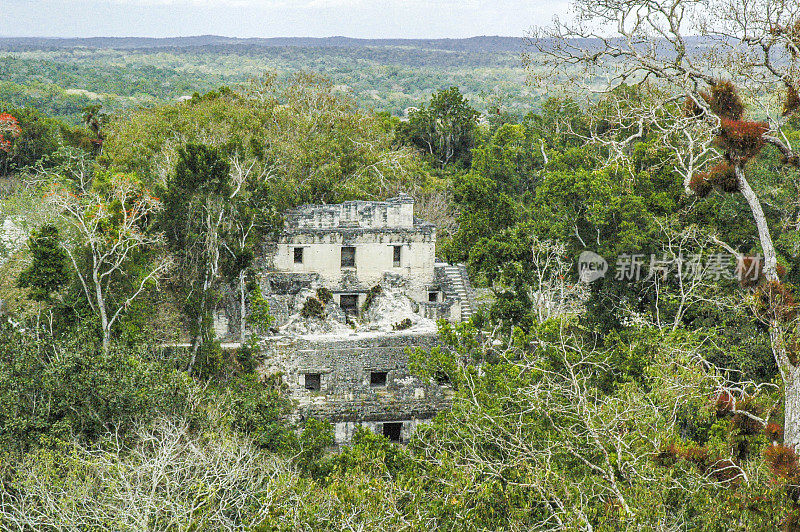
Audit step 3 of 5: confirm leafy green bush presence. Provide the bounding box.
[295,417,335,479]
[228,373,294,452]
[393,318,413,330]
[0,323,192,451]
[329,427,410,478]
[248,285,274,331]
[16,224,69,302]
[361,285,382,313]
[316,286,333,305]
[301,297,325,319]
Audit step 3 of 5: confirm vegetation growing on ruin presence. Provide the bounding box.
[3,2,800,527]
[300,297,325,320]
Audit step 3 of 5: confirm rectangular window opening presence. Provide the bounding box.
[341,246,356,268]
[339,294,358,315]
[393,245,402,267]
[382,422,402,442]
[370,371,388,387]
[428,291,439,303]
[293,247,304,264]
[304,373,321,391]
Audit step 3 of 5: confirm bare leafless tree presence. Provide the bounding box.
[45,153,171,353]
[528,0,800,445]
[0,418,289,530]
[530,237,588,322]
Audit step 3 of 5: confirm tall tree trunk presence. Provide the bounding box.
[786,377,800,447]
[239,270,247,344]
[737,166,800,446]
[92,264,110,355]
[187,272,212,373]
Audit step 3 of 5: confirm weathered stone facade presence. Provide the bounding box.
[214,194,473,444]
[263,193,474,323]
[260,331,452,443]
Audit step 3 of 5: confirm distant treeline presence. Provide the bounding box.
[0,35,527,53]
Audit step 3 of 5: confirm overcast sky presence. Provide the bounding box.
[2,0,570,39]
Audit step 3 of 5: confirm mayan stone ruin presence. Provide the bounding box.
[213,193,476,443]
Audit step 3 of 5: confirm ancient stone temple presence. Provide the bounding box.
[263,192,474,325]
[216,193,476,443]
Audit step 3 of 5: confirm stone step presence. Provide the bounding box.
[437,262,476,321]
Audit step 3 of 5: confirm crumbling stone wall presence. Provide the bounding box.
[259,332,452,443]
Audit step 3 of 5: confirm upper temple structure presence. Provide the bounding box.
[264,192,475,325]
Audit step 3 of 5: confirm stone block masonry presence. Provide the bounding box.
[259,331,452,444]
[209,194,477,444]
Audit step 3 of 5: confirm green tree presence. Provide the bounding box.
[162,143,232,371]
[398,86,479,169]
[46,155,170,354]
[470,122,542,195]
[439,172,518,263]
[17,224,69,303]
[0,322,190,451]
[0,106,64,174]
[228,373,294,452]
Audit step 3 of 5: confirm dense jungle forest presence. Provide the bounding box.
[2,0,800,529]
[0,35,534,123]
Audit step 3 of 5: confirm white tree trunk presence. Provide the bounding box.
[239,270,247,344]
[93,264,111,355]
[738,166,800,446]
[786,378,800,448]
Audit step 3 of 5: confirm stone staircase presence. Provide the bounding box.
[441,263,476,321]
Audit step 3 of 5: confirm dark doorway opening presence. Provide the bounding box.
[339,294,358,315]
[370,371,388,386]
[382,422,402,442]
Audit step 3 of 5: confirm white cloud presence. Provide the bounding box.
[103,0,281,6]
[5,0,570,39]
[103,0,345,6]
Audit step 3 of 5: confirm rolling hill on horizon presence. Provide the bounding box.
[0,35,527,53]
[2,34,715,123]
[0,35,539,122]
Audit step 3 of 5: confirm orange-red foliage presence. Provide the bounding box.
[683,446,711,472]
[757,281,798,322]
[729,396,764,436]
[785,85,800,117]
[684,96,706,118]
[655,444,682,466]
[718,119,769,159]
[708,458,742,483]
[784,155,800,168]
[714,390,736,416]
[0,112,21,154]
[702,81,745,120]
[689,171,713,197]
[737,257,788,288]
[732,412,763,435]
[766,423,785,443]
[705,162,739,193]
[765,445,800,479]
[738,256,762,288]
